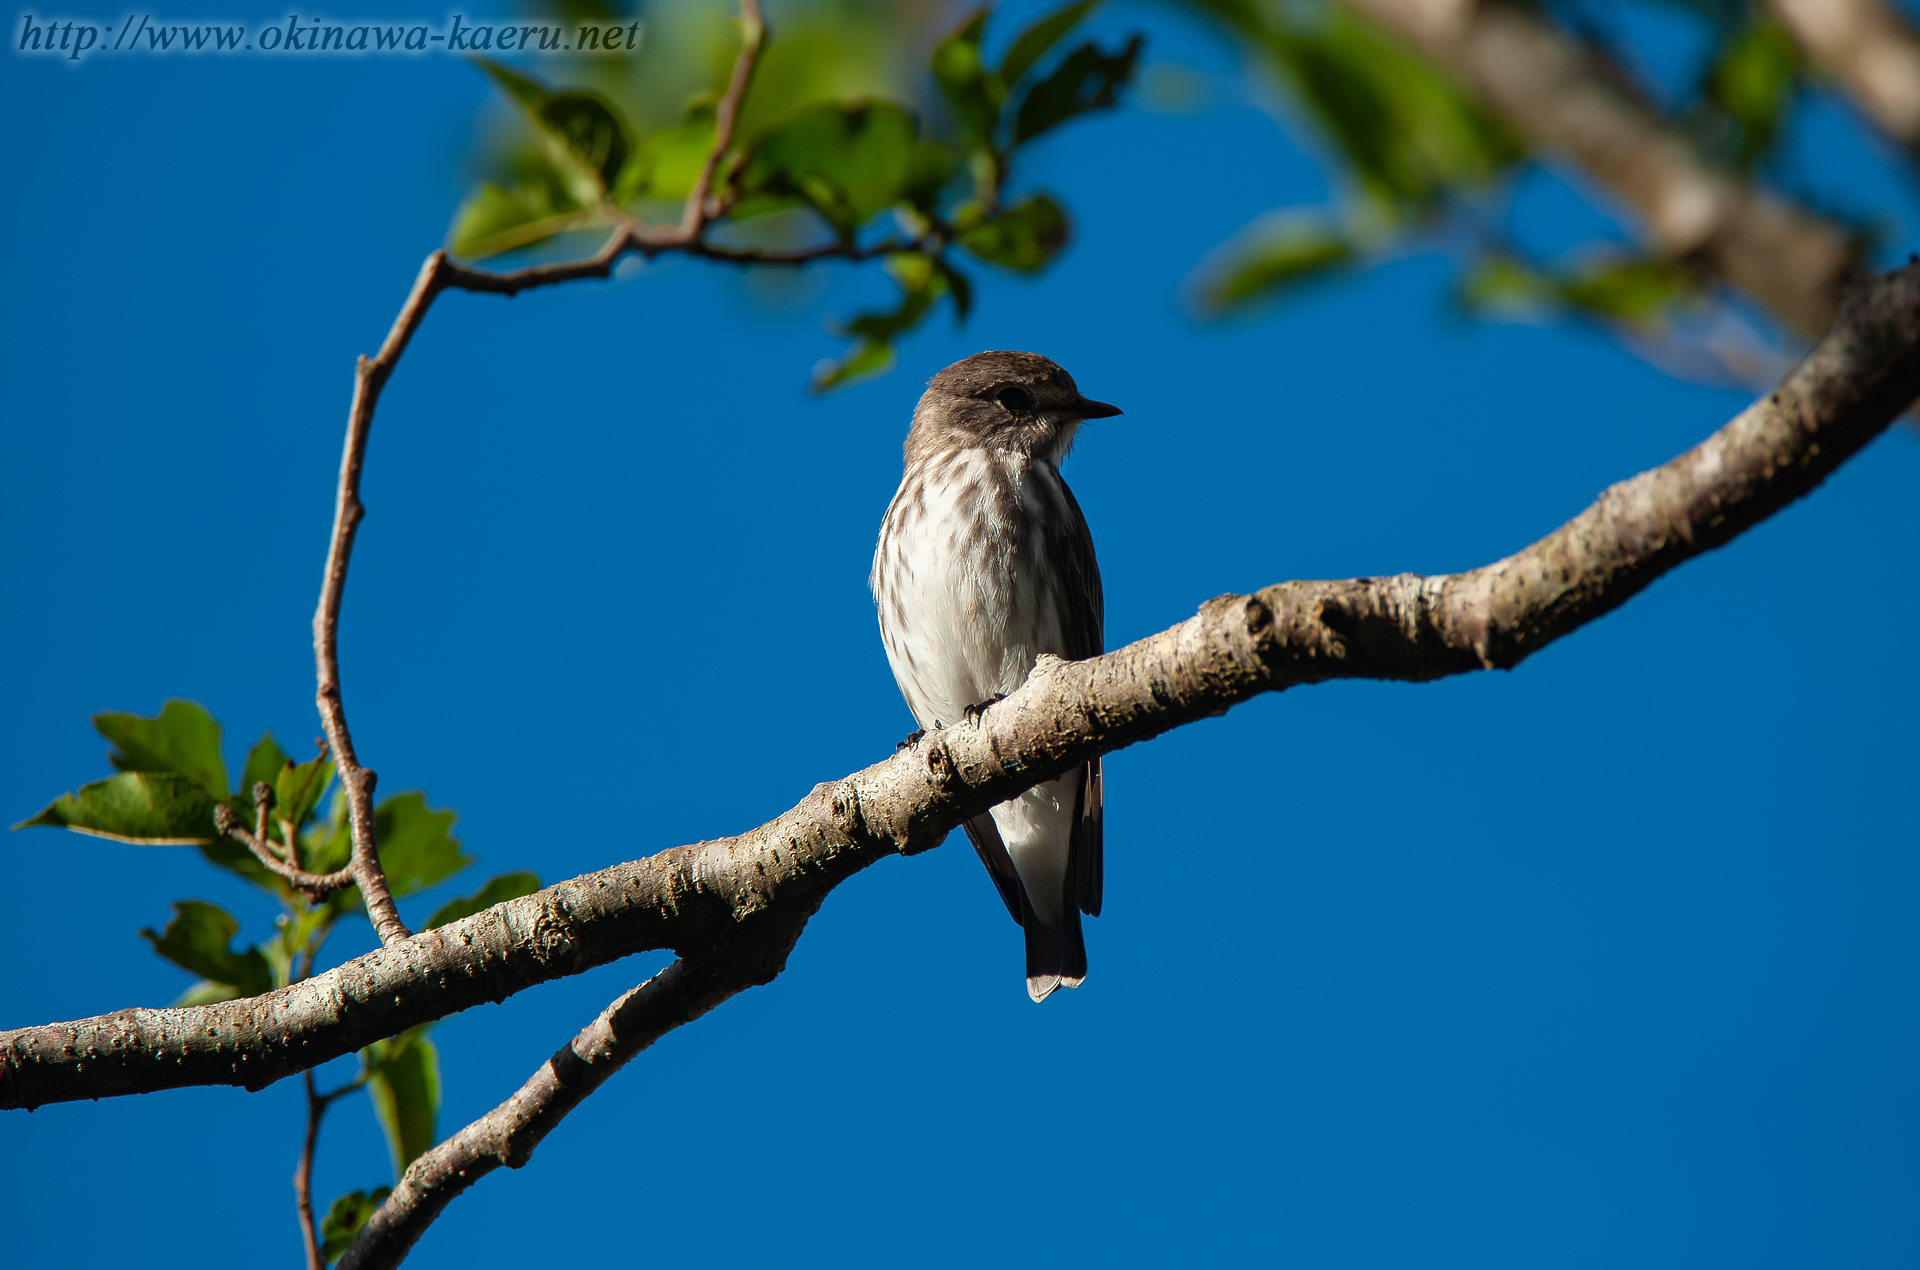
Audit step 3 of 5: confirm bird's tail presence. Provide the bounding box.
[1021,887,1087,1003]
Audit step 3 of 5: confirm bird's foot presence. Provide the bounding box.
[894,728,925,754]
[961,693,1007,724]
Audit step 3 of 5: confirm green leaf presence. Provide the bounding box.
[426,871,541,930]
[14,771,228,843]
[472,58,623,205]
[539,91,631,190]
[815,252,954,392]
[733,101,955,238]
[363,1027,439,1181]
[1709,19,1797,169]
[311,791,474,917]
[239,733,291,803]
[1191,212,1355,313]
[173,978,244,1007]
[93,700,227,798]
[1011,34,1141,146]
[140,900,274,999]
[239,731,336,834]
[1229,6,1522,210]
[1557,258,1691,324]
[320,1187,392,1262]
[931,7,1000,145]
[1000,1,1097,87]
[622,108,718,202]
[449,176,591,260]
[956,193,1070,272]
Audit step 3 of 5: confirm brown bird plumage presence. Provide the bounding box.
[870,351,1120,1001]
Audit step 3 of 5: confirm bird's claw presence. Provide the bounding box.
[962,693,1007,724]
[894,728,925,753]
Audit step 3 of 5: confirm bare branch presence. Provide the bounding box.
[1771,0,1920,154]
[212,804,355,899]
[309,2,775,950]
[1339,0,1857,337]
[295,1070,326,1270]
[8,260,1918,1113]
[336,959,745,1270]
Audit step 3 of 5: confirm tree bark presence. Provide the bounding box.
[6,261,1920,1115]
[1772,0,1920,152]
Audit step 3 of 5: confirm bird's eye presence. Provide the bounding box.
[995,386,1034,415]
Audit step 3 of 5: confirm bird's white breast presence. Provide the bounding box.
[871,446,1073,731]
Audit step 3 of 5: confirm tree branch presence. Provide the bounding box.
[1337,0,1857,337]
[8,260,1919,1112]
[1771,0,1920,156]
[295,1070,326,1270]
[336,958,746,1270]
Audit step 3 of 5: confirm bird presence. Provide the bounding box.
[870,350,1120,1002]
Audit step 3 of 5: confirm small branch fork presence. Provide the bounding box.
[310,0,769,951]
[215,784,355,900]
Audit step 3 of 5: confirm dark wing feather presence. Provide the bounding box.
[961,814,1026,925]
[1051,474,1105,919]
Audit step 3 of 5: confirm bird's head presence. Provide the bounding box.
[906,350,1121,465]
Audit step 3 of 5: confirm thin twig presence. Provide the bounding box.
[338,959,745,1270]
[306,1,774,952]
[213,804,356,899]
[682,0,765,236]
[296,1069,326,1270]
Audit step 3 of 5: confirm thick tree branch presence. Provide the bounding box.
[1337,0,1857,337]
[1771,0,1920,154]
[336,958,747,1270]
[7,261,1919,1113]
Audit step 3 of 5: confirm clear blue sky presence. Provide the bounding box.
[3,2,1916,1267]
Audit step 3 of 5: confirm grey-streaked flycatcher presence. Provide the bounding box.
[870,350,1121,1002]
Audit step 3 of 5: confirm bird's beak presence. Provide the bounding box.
[1069,396,1123,419]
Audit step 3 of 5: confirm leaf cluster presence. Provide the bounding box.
[13,701,540,1262]
[449,1,1140,388]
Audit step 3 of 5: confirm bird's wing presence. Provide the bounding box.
[962,814,1026,925]
[1052,474,1104,918]
[1074,756,1103,917]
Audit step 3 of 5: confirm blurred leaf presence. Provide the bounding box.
[1457,253,1558,318]
[473,59,617,206]
[449,175,592,260]
[622,101,717,201]
[426,871,541,930]
[931,7,1000,144]
[1191,212,1355,314]
[320,1187,392,1262]
[540,91,632,189]
[14,771,228,843]
[815,252,953,391]
[197,831,296,902]
[93,700,227,798]
[140,900,274,999]
[173,978,243,1007]
[1708,19,1797,169]
[1198,2,1521,209]
[238,733,291,802]
[1001,1,1097,87]
[363,1026,439,1181]
[956,193,1068,272]
[1012,34,1141,145]
[734,101,955,237]
[1558,258,1691,323]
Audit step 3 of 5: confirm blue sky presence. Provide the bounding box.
[2,2,1916,1266]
